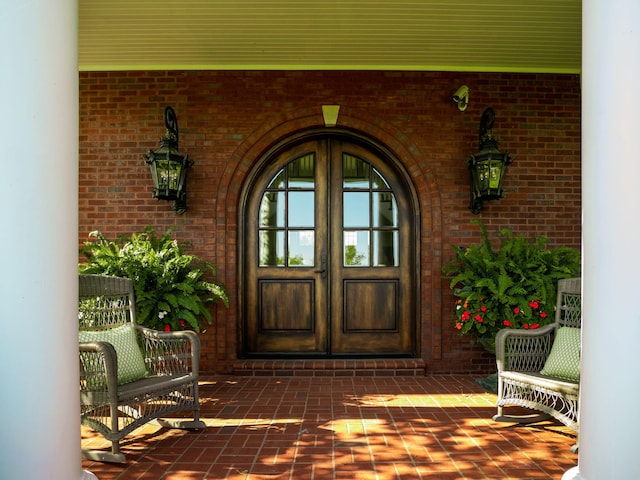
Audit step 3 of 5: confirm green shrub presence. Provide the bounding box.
[79,227,229,332]
[442,220,580,340]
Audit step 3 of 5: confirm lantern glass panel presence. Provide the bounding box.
[489,160,502,190]
[148,160,160,188]
[155,159,179,192]
[477,161,490,193]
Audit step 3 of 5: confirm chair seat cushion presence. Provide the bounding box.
[79,323,147,385]
[539,326,581,382]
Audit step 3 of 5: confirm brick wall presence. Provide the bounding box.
[79,71,581,374]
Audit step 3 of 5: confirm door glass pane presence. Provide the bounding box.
[372,168,390,189]
[258,153,316,269]
[288,230,314,266]
[343,154,370,188]
[288,154,315,188]
[344,231,370,267]
[343,192,370,227]
[342,155,399,269]
[374,231,398,267]
[288,191,314,227]
[259,191,285,227]
[267,169,286,189]
[259,230,285,266]
[373,192,397,227]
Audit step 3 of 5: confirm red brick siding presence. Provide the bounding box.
[79,71,581,374]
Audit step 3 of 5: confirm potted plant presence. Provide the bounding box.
[79,226,229,332]
[443,220,580,352]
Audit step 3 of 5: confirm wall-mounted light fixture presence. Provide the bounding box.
[144,106,193,214]
[452,85,469,111]
[467,107,512,214]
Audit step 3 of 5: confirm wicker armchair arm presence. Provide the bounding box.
[137,327,201,377]
[79,342,119,403]
[495,324,555,373]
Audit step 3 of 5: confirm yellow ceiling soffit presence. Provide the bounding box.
[78,0,582,74]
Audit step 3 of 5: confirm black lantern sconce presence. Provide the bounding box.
[144,106,193,214]
[467,107,512,214]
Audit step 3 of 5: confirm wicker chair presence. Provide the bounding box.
[79,274,205,463]
[493,277,581,451]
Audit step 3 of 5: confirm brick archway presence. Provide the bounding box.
[212,106,444,371]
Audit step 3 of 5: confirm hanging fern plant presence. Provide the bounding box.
[79,226,229,332]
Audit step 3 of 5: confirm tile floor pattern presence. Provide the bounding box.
[81,375,578,479]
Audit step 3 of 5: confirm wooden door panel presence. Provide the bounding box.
[343,280,398,332]
[259,280,314,332]
[251,277,325,353]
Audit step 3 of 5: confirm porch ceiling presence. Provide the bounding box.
[79,0,582,73]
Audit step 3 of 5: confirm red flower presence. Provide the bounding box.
[461,311,471,321]
[479,306,487,312]
[503,320,512,327]
[474,314,483,323]
[164,324,171,332]
[540,311,547,319]
[513,307,521,314]
[179,319,187,328]
[529,300,539,309]
[523,323,529,329]
[530,323,540,329]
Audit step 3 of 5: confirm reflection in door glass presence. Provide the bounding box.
[288,191,315,227]
[343,154,370,188]
[258,153,315,267]
[373,192,397,227]
[288,230,315,266]
[342,153,399,268]
[288,154,315,188]
[259,191,285,227]
[372,168,390,189]
[373,231,398,267]
[267,169,286,189]
[344,231,370,266]
[259,230,285,266]
[343,192,370,228]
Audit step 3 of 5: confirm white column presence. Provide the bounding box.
[0,1,95,479]
[564,1,640,479]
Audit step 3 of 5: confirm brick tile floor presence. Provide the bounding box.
[81,375,578,479]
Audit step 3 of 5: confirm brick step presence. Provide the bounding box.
[232,358,426,377]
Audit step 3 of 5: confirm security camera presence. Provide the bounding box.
[452,85,469,102]
[452,85,469,111]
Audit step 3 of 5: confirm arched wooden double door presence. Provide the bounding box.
[243,135,416,357]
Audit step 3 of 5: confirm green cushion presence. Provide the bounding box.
[79,323,147,386]
[540,327,581,382]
